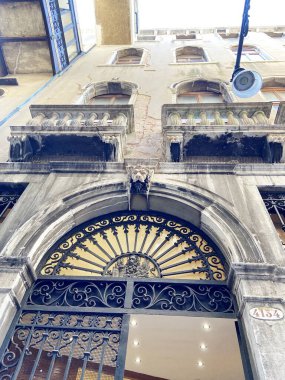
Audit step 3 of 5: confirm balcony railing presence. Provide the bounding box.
[162,102,285,163]
[8,105,134,163]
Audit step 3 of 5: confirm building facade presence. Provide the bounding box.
[0,1,285,379]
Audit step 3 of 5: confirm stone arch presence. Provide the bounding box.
[77,81,138,105]
[262,77,285,88]
[1,179,264,279]
[171,78,233,103]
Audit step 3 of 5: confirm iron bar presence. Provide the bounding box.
[28,331,48,380]
[62,334,78,380]
[68,251,105,269]
[149,231,171,258]
[79,333,93,380]
[77,242,108,264]
[90,237,113,260]
[11,327,33,380]
[97,336,108,380]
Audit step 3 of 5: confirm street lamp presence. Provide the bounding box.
[231,0,262,98]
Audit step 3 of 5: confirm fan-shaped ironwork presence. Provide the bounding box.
[41,212,227,281]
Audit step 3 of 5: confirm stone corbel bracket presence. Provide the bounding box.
[164,133,184,162]
[126,164,156,209]
[267,134,285,163]
[274,101,285,125]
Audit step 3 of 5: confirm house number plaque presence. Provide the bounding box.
[250,307,284,321]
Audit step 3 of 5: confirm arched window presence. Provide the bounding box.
[175,80,226,103]
[113,48,144,65]
[262,87,285,104]
[231,45,269,61]
[261,78,285,114]
[0,211,252,380]
[0,211,250,380]
[41,211,228,280]
[79,81,138,105]
[175,46,207,63]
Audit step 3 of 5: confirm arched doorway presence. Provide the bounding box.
[0,211,252,379]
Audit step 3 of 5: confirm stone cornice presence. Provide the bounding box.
[0,161,285,175]
[229,262,285,285]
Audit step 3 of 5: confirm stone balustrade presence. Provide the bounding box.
[162,102,272,128]
[162,103,285,164]
[26,104,134,133]
[7,104,134,163]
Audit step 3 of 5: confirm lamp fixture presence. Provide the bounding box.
[231,0,262,97]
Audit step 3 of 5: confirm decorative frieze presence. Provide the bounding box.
[163,103,272,127]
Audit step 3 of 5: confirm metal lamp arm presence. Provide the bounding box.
[231,0,251,80]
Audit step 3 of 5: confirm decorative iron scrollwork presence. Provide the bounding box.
[27,280,126,308]
[41,211,227,281]
[0,311,121,380]
[132,282,235,314]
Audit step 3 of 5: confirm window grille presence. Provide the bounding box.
[0,183,27,224]
[261,192,285,245]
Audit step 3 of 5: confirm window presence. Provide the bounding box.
[261,87,285,105]
[58,0,80,62]
[80,81,137,105]
[175,80,225,103]
[219,32,239,39]
[177,91,223,103]
[231,45,269,61]
[176,33,196,40]
[176,46,207,63]
[114,48,143,65]
[261,192,285,245]
[90,93,130,105]
[0,183,27,224]
[265,32,284,38]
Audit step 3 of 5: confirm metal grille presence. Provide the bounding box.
[0,183,26,223]
[41,212,227,281]
[0,312,121,380]
[261,192,285,244]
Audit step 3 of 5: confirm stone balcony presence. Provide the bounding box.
[162,102,285,163]
[8,104,134,163]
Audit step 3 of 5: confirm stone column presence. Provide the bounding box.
[233,267,285,380]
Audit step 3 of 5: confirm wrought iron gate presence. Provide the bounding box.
[0,277,235,379]
[0,211,238,379]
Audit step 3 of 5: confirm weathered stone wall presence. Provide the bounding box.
[0,1,52,74]
[0,25,285,379]
[95,0,132,45]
